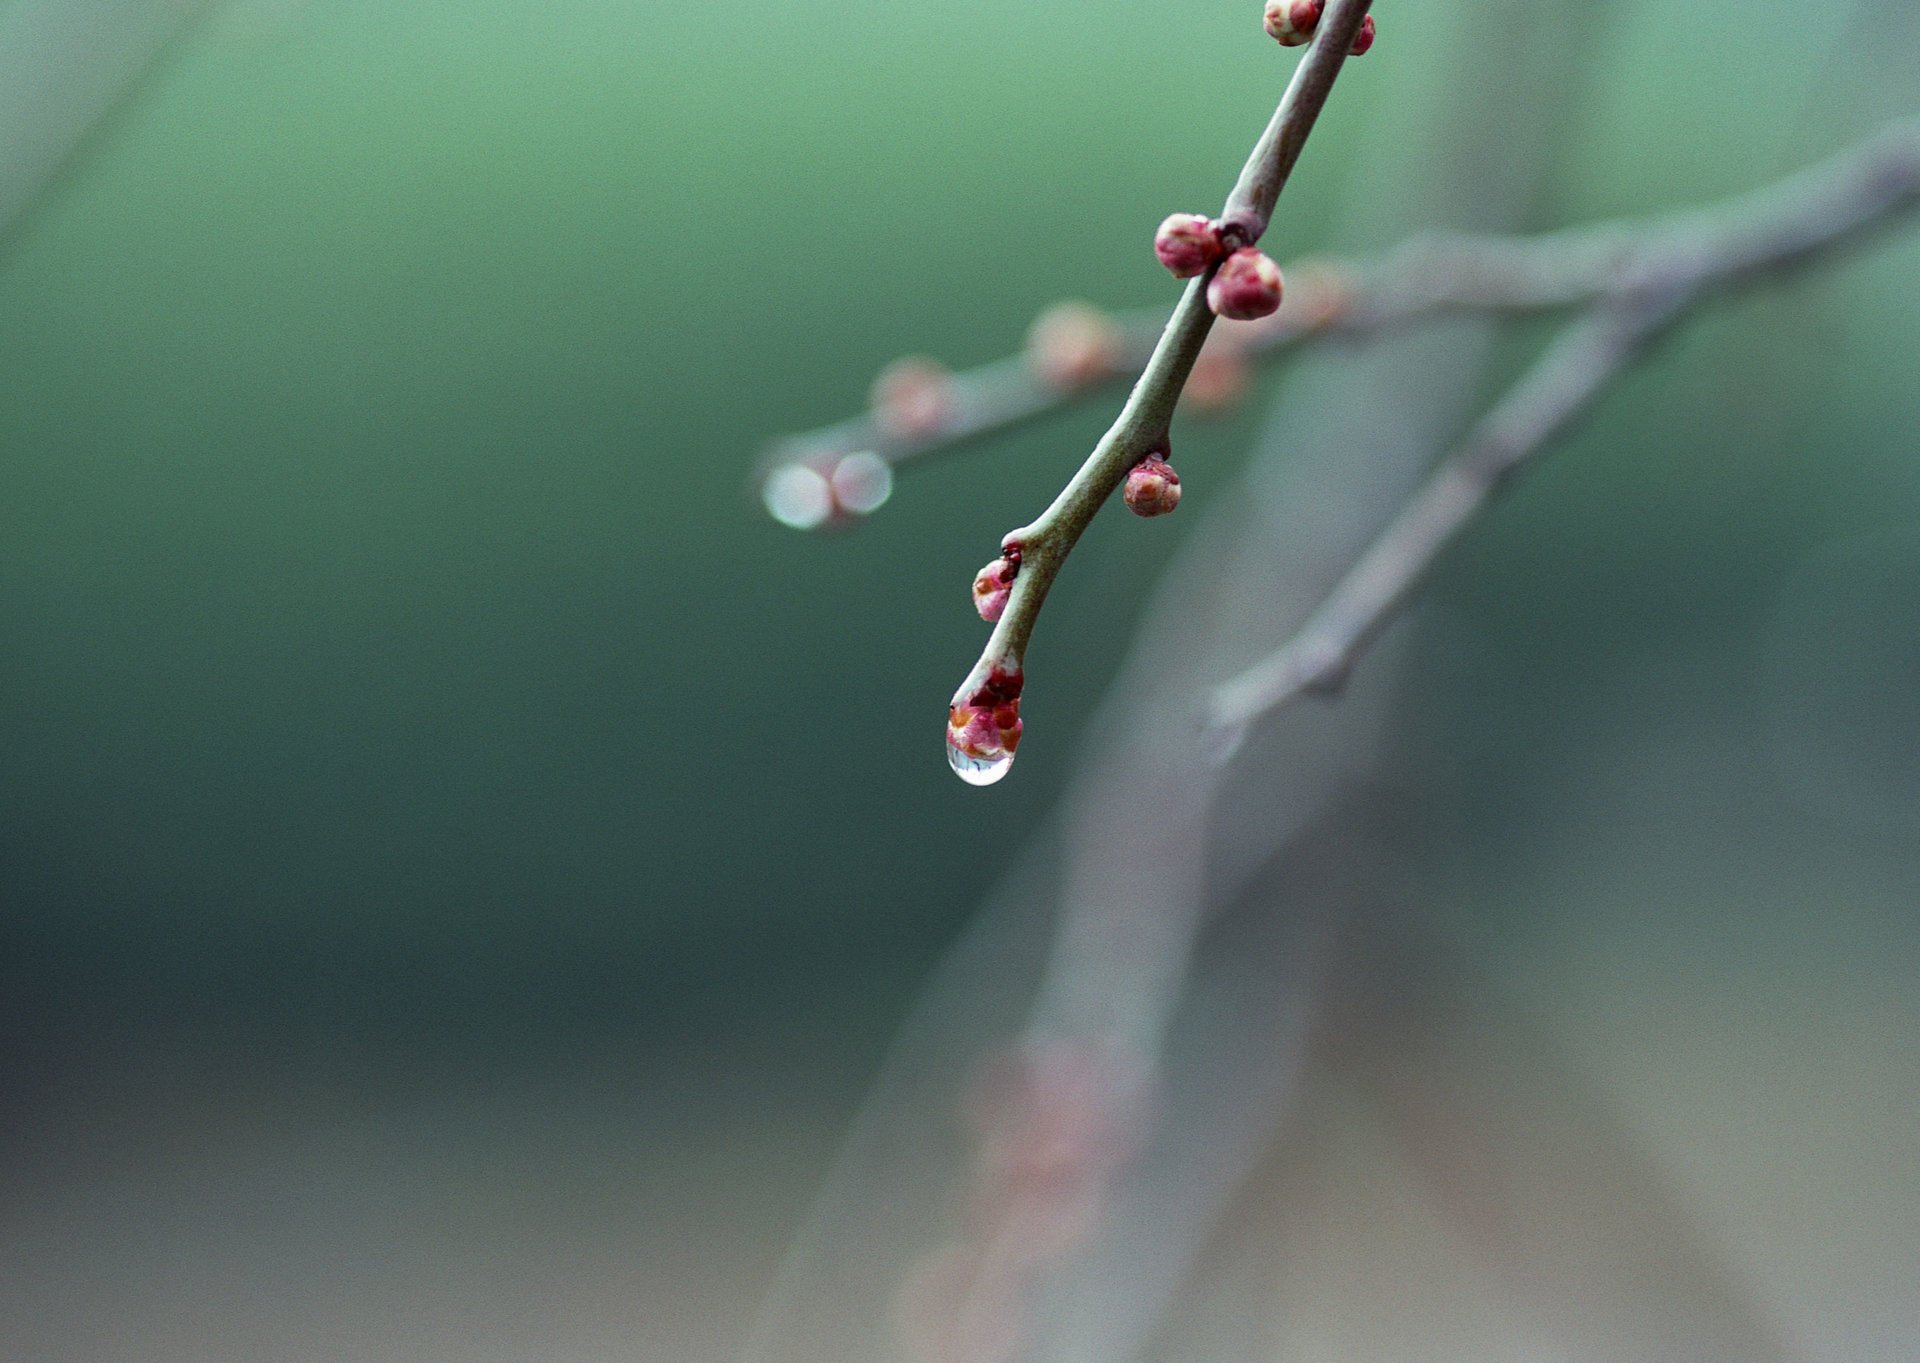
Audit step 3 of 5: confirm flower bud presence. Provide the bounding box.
[1262,0,1321,45]
[1122,453,1181,517]
[1026,300,1122,391]
[972,553,1018,623]
[1349,14,1375,55]
[870,355,957,439]
[1206,248,1284,321]
[1153,213,1224,279]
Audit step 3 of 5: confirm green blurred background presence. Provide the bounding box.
[1,1,1916,1359]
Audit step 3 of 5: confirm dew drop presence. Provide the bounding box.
[830,450,893,515]
[762,462,834,530]
[947,732,1015,786]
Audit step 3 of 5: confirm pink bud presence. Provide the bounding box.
[1206,248,1284,321]
[1262,0,1321,45]
[1349,13,1375,55]
[1122,453,1181,517]
[870,355,958,439]
[1026,301,1122,391]
[1152,212,1224,279]
[971,553,1018,623]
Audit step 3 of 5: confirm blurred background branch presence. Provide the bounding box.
[0,0,215,250]
[1214,114,1920,748]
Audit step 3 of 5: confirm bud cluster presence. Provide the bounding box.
[1262,0,1375,53]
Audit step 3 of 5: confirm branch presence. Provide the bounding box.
[1206,114,1920,756]
[942,0,1375,785]
[759,118,1920,521]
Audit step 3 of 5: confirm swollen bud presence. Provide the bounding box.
[1153,213,1225,279]
[1349,14,1375,55]
[870,355,958,439]
[1207,248,1284,321]
[1026,301,1123,391]
[1262,0,1321,45]
[1123,453,1181,517]
[972,552,1019,624]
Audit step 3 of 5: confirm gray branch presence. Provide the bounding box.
[1205,114,1920,751]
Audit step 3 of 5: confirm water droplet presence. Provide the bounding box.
[763,462,834,530]
[830,450,893,515]
[946,692,1022,787]
[947,732,1015,786]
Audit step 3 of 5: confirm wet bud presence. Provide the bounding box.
[1153,212,1224,279]
[1026,300,1122,391]
[947,668,1023,786]
[971,553,1018,623]
[1349,13,1375,55]
[870,355,958,439]
[1207,248,1284,321]
[1263,0,1321,45]
[1185,334,1252,415]
[1123,453,1181,517]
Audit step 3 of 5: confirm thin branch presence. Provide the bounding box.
[943,0,1374,776]
[1206,114,1920,755]
[758,116,1920,508]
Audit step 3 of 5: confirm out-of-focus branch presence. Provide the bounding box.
[759,115,1920,530]
[1206,113,1920,753]
[0,0,215,248]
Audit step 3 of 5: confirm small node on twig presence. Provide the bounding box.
[1123,453,1182,517]
[1208,248,1285,320]
[1348,14,1376,55]
[762,450,895,530]
[870,356,958,439]
[972,548,1020,623]
[947,667,1024,786]
[1153,213,1226,279]
[1026,301,1123,391]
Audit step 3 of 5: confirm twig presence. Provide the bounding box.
[1206,114,1920,754]
[942,0,1374,782]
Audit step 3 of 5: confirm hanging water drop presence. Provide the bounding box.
[946,669,1024,787]
[947,729,1015,786]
